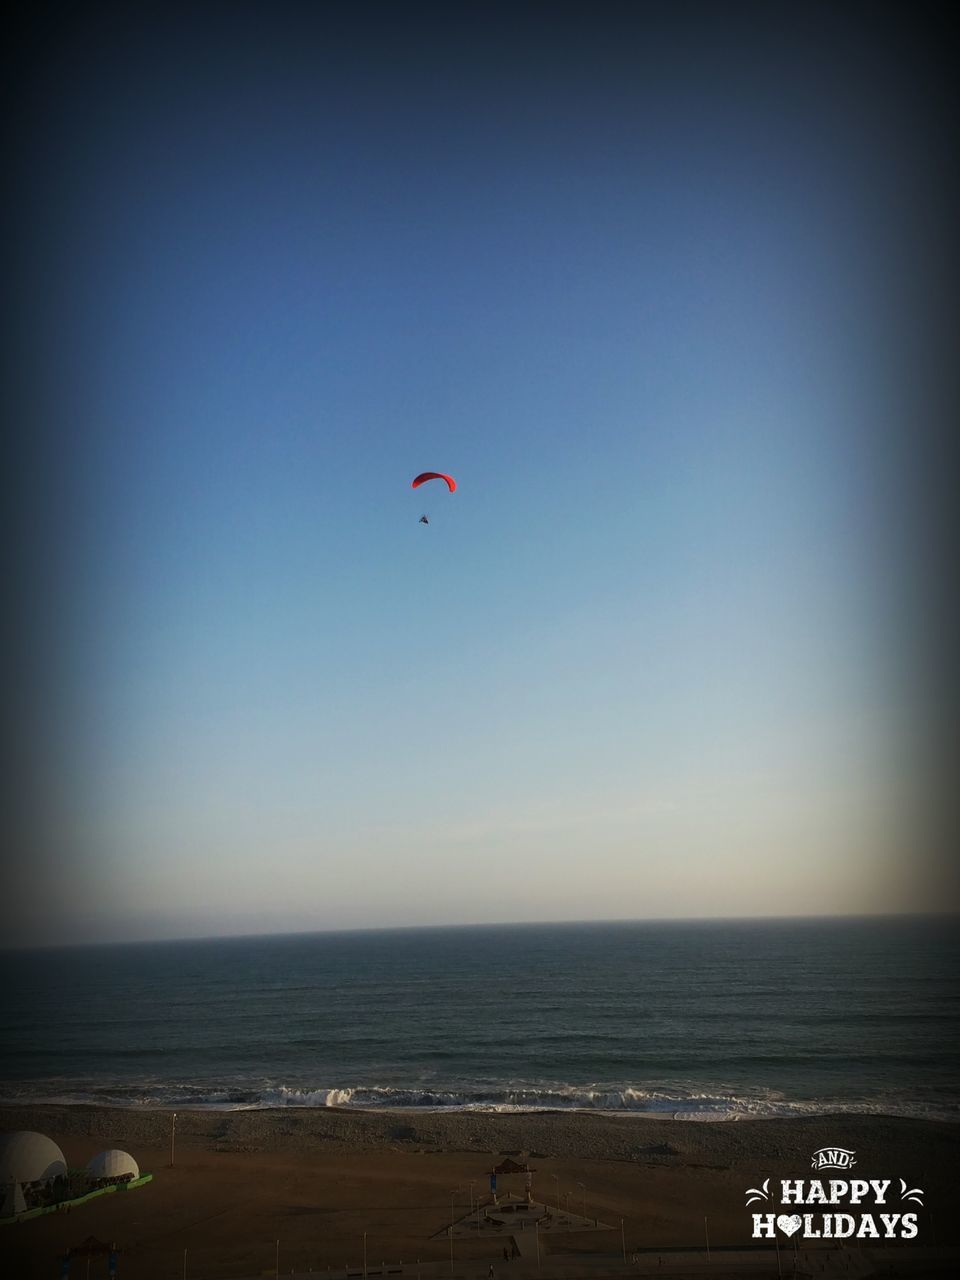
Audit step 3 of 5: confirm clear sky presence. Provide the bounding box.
[7,2,954,945]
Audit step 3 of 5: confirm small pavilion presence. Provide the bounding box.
[487,1153,535,1206]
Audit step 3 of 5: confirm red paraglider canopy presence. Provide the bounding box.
[411,472,457,492]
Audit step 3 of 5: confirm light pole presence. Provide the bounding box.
[469,1180,476,1212]
[535,1218,541,1275]
[620,1219,626,1263]
[276,1239,280,1280]
[576,1180,586,1219]
[170,1112,177,1167]
[450,1191,455,1275]
[704,1216,710,1262]
[363,1233,367,1280]
[551,1174,560,1217]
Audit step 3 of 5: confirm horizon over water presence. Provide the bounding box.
[5,910,950,953]
[3,917,957,1122]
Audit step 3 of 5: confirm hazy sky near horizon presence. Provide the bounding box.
[8,3,953,946]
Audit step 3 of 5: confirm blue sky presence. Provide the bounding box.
[9,3,949,944]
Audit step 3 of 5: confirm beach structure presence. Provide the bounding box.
[488,1154,534,1206]
[1,1132,151,1223]
[0,1131,68,1220]
[64,1236,119,1278]
[0,1130,67,1185]
[1,1181,26,1216]
[86,1149,140,1181]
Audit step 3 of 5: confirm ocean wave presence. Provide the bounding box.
[1,1077,956,1121]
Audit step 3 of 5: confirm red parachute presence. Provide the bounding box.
[411,472,457,492]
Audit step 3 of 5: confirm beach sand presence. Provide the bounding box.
[1,1107,957,1279]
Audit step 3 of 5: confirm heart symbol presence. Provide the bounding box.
[777,1215,802,1237]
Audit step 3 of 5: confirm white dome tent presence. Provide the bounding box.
[0,1131,67,1185]
[86,1149,140,1180]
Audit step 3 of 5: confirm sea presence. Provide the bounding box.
[2,917,958,1121]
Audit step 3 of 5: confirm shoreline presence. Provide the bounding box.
[4,1094,955,1122]
[3,1102,958,1168]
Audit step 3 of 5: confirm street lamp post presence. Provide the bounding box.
[170,1112,177,1168]
[551,1174,560,1217]
[363,1233,367,1280]
[576,1180,586,1219]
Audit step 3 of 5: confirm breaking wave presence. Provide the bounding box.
[1,1077,955,1120]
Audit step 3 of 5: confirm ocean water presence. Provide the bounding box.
[1,917,957,1120]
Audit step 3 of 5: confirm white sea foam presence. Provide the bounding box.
[2,1078,954,1121]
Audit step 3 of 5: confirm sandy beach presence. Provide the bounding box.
[2,1106,957,1280]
